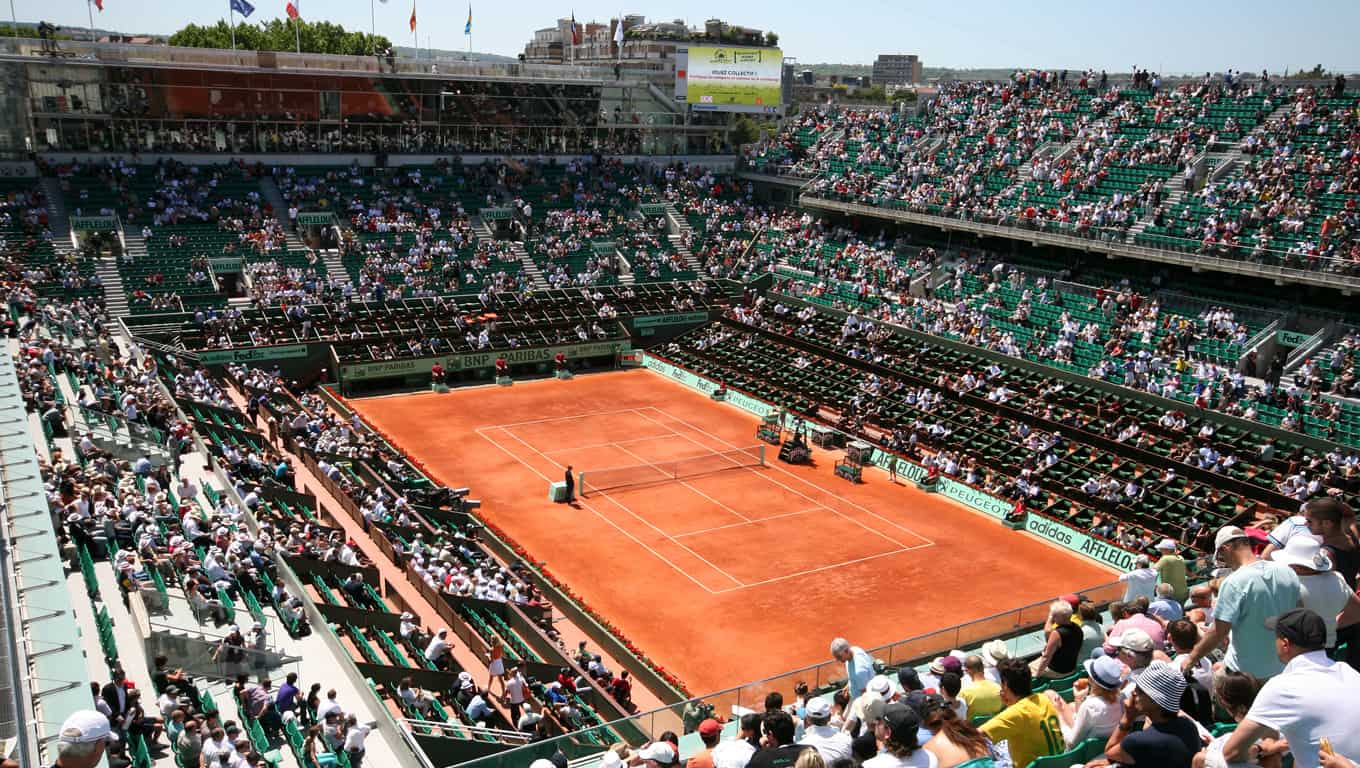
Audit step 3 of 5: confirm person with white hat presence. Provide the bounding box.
[799,696,852,763]
[636,740,678,765]
[846,675,893,737]
[1271,533,1360,649]
[1046,654,1125,749]
[53,710,118,768]
[1180,526,1300,679]
[424,628,451,669]
[979,640,1008,685]
[1154,538,1188,602]
[1104,661,1199,767]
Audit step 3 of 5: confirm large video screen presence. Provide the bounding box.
[675,46,783,113]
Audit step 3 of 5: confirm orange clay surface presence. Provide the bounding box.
[346,369,1116,695]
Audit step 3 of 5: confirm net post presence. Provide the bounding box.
[758,444,765,466]
[577,471,586,497]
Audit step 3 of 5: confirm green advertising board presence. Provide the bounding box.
[341,340,630,382]
[1023,515,1137,571]
[631,312,709,330]
[1276,330,1312,348]
[296,212,336,226]
[71,215,119,231]
[198,344,309,366]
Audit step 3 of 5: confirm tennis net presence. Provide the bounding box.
[578,445,766,496]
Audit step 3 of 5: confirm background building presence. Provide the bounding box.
[872,54,922,86]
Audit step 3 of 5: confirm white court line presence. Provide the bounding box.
[489,425,747,589]
[633,407,933,550]
[708,544,932,594]
[613,443,753,524]
[478,407,655,430]
[672,507,823,538]
[538,432,688,455]
[472,427,724,595]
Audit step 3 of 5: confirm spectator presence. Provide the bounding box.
[1198,670,1274,768]
[343,714,370,768]
[957,655,1003,721]
[831,637,877,699]
[54,710,119,768]
[979,657,1062,768]
[689,718,723,768]
[1271,533,1360,650]
[1046,655,1125,749]
[748,710,811,768]
[799,698,852,763]
[1077,602,1106,662]
[1223,609,1360,767]
[920,696,998,767]
[711,712,762,768]
[1181,526,1301,679]
[1031,600,1082,679]
[1156,539,1190,602]
[864,701,936,767]
[1150,583,1187,622]
[1121,555,1159,601]
[1104,661,1200,767]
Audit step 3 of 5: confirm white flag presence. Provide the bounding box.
[614,15,624,45]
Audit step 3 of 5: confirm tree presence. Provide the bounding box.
[764,31,779,47]
[730,116,760,147]
[168,19,391,56]
[1303,64,1327,79]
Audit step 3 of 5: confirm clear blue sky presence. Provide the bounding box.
[14,0,1360,72]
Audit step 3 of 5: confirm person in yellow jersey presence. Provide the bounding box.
[980,657,1063,768]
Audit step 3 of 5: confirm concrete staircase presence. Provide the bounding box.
[319,250,349,286]
[260,176,310,253]
[663,202,705,273]
[96,255,132,318]
[38,176,75,251]
[513,240,549,290]
[471,215,496,243]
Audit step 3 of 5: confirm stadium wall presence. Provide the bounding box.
[37,151,738,169]
[638,350,1137,571]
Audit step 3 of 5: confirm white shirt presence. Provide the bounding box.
[710,738,757,768]
[504,675,526,705]
[1120,567,1158,601]
[799,724,853,763]
[862,749,939,767]
[425,636,449,662]
[1297,571,1354,648]
[316,697,343,721]
[1061,694,1123,748]
[1246,650,1360,768]
[1266,516,1310,551]
[343,723,370,751]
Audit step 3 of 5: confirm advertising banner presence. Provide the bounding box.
[677,46,783,111]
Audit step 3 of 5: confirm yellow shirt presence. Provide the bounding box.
[1156,554,1188,602]
[959,679,1004,720]
[980,693,1063,768]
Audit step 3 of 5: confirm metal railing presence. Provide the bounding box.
[798,195,1360,293]
[450,577,1125,768]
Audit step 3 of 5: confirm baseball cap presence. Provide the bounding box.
[1133,661,1187,713]
[805,697,832,719]
[637,741,676,764]
[529,761,556,768]
[1111,628,1155,653]
[896,667,922,691]
[1267,608,1327,649]
[881,701,920,742]
[60,710,118,744]
[1156,538,1178,551]
[1084,655,1125,690]
[1213,525,1249,562]
[1059,593,1081,609]
[939,655,962,675]
[697,718,722,738]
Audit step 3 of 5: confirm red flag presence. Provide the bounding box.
[91,0,103,10]
[409,0,417,32]
[285,0,298,18]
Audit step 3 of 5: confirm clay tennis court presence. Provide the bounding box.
[346,368,1117,695]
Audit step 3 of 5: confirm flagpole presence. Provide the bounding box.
[293,15,300,53]
[228,0,236,51]
[369,0,375,55]
[10,0,19,39]
[86,0,94,39]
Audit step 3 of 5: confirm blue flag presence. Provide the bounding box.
[231,0,255,17]
[464,4,471,35]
